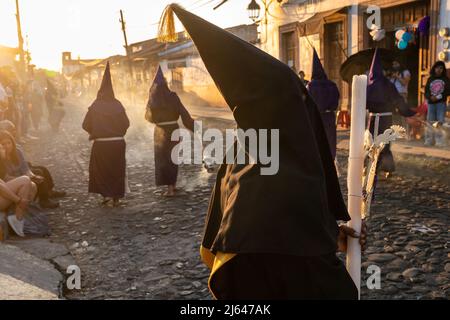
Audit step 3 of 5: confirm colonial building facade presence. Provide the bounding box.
[261,0,450,109]
[128,24,258,107]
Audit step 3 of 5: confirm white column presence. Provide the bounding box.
[348,4,359,56]
[438,0,450,68]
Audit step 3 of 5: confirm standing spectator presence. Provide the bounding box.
[30,81,44,131]
[298,70,310,87]
[20,80,32,140]
[46,79,65,132]
[4,86,19,130]
[21,81,36,140]
[0,80,8,117]
[0,72,16,122]
[424,61,450,147]
[13,83,25,143]
[390,60,411,102]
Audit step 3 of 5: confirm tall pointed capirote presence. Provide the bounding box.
[311,48,328,81]
[97,61,115,100]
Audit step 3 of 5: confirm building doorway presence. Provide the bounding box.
[324,20,348,109]
[171,68,183,92]
[281,31,297,70]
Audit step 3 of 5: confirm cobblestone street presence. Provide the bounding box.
[19,97,449,300]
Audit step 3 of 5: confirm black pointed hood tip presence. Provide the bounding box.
[147,65,174,111]
[311,48,328,81]
[159,3,303,129]
[97,61,115,101]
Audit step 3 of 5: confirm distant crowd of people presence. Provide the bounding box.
[0,68,66,237]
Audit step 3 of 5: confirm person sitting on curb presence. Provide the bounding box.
[0,121,66,199]
[0,144,37,237]
[0,129,65,209]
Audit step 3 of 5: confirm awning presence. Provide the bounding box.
[158,41,194,57]
[297,8,344,35]
[130,42,165,61]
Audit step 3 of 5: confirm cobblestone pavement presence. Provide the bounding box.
[338,152,449,300]
[21,96,449,300]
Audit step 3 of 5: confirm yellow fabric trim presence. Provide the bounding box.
[200,245,215,270]
[210,252,236,299]
[200,246,237,300]
[210,251,236,277]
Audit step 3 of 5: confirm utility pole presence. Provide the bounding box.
[119,10,133,80]
[15,0,26,78]
[25,34,32,75]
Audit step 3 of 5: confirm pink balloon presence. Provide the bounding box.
[395,29,405,40]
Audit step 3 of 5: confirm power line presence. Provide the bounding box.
[188,0,218,11]
[15,0,26,77]
[187,0,209,9]
[214,0,229,10]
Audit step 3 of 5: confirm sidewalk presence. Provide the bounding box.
[336,129,450,160]
[337,138,450,160]
[0,243,61,299]
[184,102,450,160]
[0,238,75,300]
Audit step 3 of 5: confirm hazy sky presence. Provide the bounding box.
[0,0,250,71]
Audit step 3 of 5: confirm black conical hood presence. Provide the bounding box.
[162,4,304,129]
[147,65,172,109]
[146,64,179,121]
[311,48,327,80]
[308,48,340,112]
[97,62,115,100]
[153,65,166,86]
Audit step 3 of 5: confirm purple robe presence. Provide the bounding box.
[307,49,340,158]
[145,66,194,186]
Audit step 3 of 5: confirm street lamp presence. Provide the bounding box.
[247,0,261,23]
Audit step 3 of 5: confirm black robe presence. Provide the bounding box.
[367,86,412,173]
[82,99,130,198]
[146,92,194,186]
[163,4,357,299]
[366,50,415,173]
[203,92,357,299]
[307,48,340,159]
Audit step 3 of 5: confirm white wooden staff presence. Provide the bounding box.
[346,75,367,299]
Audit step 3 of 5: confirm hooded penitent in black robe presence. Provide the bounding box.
[366,49,415,173]
[145,66,194,186]
[307,48,340,159]
[82,62,130,198]
[159,4,357,299]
